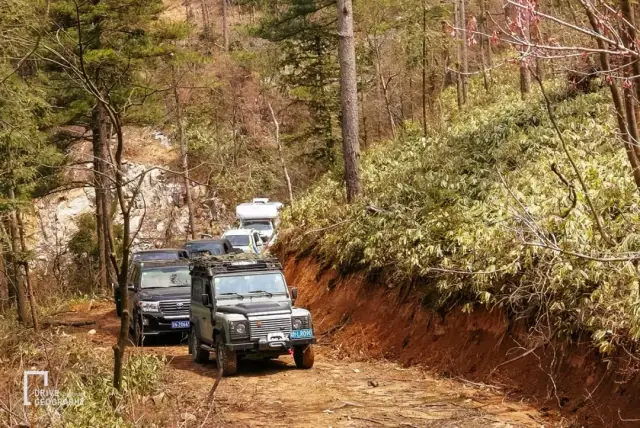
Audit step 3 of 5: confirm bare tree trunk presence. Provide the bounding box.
[337,0,362,203]
[7,188,28,325]
[172,67,196,240]
[222,0,229,51]
[422,0,428,137]
[459,0,468,104]
[479,0,490,91]
[92,102,109,291]
[372,40,396,139]
[267,102,294,203]
[360,87,369,150]
[110,123,131,392]
[17,210,38,332]
[619,0,640,163]
[185,0,192,23]
[581,1,640,187]
[520,65,531,99]
[201,0,210,36]
[454,0,463,109]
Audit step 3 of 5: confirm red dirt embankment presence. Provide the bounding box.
[283,255,640,427]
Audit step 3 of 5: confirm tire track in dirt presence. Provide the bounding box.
[58,301,555,427]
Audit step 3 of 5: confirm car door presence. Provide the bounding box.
[253,232,263,253]
[192,276,214,344]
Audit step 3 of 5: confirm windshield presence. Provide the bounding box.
[134,251,185,262]
[225,235,251,246]
[140,266,190,289]
[241,221,272,231]
[214,273,287,296]
[185,242,226,255]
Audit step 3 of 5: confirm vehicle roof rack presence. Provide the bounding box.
[189,253,283,276]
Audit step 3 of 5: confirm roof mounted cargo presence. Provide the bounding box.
[236,203,279,220]
[189,254,283,277]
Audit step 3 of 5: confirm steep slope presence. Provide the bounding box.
[278,77,640,426]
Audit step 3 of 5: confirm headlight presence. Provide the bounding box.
[235,322,247,334]
[232,321,248,336]
[292,318,303,330]
[139,301,159,313]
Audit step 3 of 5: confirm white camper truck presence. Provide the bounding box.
[236,202,280,244]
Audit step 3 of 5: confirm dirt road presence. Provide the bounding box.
[60,302,553,427]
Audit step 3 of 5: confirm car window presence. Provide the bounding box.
[254,233,262,245]
[140,266,191,288]
[226,235,250,246]
[214,273,287,295]
[242,221,272,231]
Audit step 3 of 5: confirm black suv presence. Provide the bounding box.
[184,239,238,258]
[127,260,192,345]
[188,254,316,376]
[114,249,188,316]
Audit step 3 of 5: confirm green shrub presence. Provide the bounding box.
[280,74,640,353]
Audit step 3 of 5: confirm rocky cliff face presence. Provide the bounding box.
[33,130,226,262]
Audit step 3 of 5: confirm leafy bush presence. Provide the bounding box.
[0,314,165,427]
[280,74,640,353]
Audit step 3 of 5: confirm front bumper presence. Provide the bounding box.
[227,337,316,352]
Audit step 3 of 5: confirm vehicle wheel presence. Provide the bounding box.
[216,339,238,376]
[190,329,209,364]
[294,345,315,369]
[132,316,144,347]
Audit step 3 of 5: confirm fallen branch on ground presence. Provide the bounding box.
[41,320,96,328]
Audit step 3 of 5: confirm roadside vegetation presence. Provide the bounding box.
[0,304,165,427]
[281,72,640,355]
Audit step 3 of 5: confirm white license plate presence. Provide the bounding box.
[267,332,286,342]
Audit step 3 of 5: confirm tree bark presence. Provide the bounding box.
[421,0,428,136]
[7,188,28,325]
[267,102,294,203]
[619,0,640,163]
[581,1,640,187]
[222,0,229,51]
[454,0,463,110]
[201,0,211,36]
[172,67,196,240]
[459,0,468,104]
[17,210,38,332]
[92,102,109,291]
[337,0,362,202]
[359,83,368,150]
[479,0,490,91]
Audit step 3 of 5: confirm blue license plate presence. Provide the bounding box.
[290,329,313,339]
[171,321,190,329]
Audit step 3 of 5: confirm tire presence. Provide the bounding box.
[190,329,209,364]
[294,345,315,369]
[132,316,144,347]
[216,338,238,376]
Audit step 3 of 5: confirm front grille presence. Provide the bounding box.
[249,316,291,341]
[159,300,190,316]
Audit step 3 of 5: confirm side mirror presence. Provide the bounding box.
[291,287,298,302]
[201,294,210,307]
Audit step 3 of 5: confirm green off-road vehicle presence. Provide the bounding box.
[188,255,316,376]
